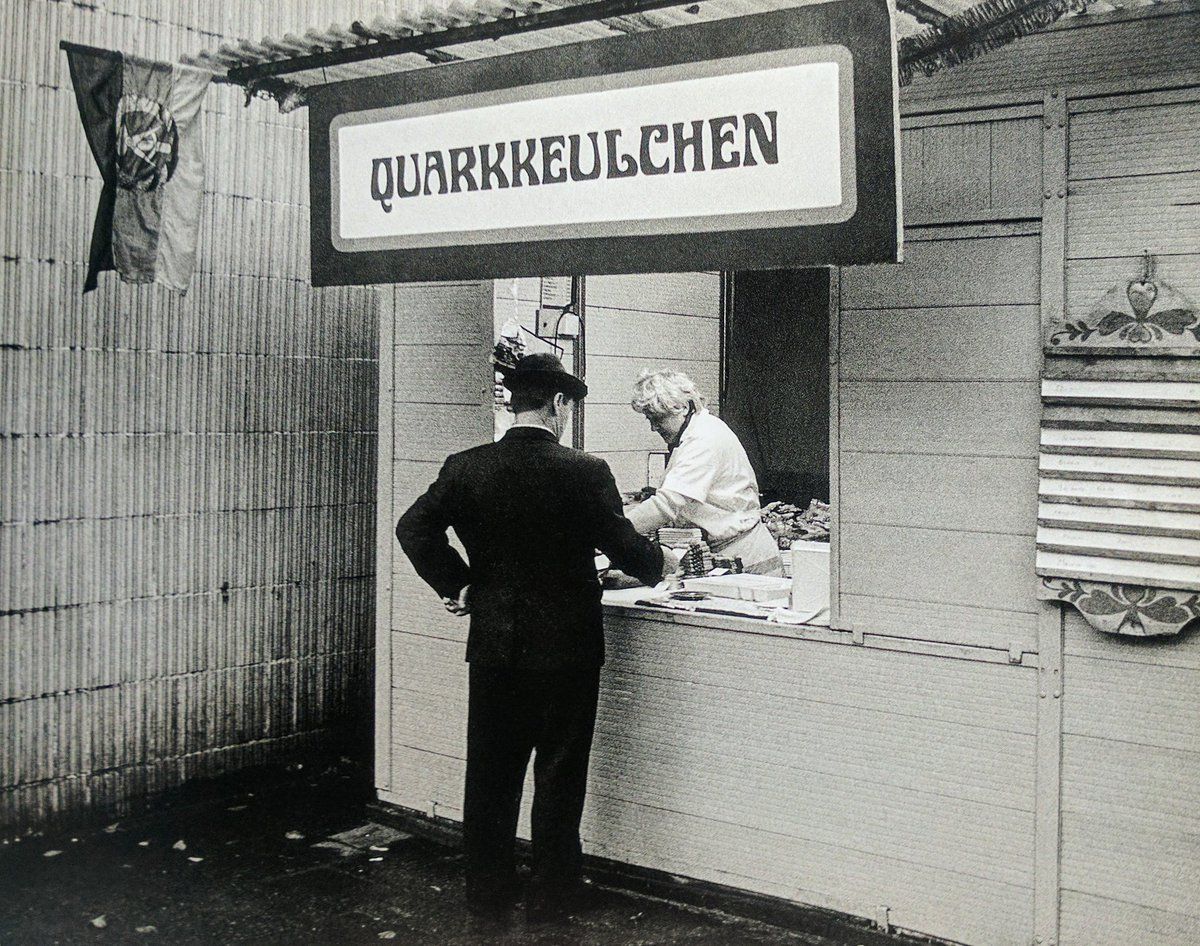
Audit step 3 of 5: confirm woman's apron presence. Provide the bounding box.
[711,521,785,577]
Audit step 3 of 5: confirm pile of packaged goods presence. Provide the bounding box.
[680,542,715,578]
[657,527,704,548]
[761,499,831,548]
[492,319,526,371]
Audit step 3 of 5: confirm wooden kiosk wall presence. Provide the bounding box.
[376,6,1200,945]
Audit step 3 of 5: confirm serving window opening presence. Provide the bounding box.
[722,268,831,512]
[718,267,833,621]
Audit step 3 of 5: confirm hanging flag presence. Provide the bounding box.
[65,46,211,293]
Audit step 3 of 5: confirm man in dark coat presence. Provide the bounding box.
[395,353,672,924]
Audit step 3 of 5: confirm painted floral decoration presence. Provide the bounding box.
[1046,253,1199,353]
[1041,578,1200,637]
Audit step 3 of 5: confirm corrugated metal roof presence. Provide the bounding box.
[182,0,958,85]
[181,0,1159,103]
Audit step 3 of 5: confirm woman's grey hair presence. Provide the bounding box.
[630,369,707,419]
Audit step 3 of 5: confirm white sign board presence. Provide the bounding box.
[330,47,855,252]
[307,1,900,283]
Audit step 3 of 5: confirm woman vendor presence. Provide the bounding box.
[626,369,784,577]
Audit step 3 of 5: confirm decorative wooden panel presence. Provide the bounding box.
[1038,255,1200,632]
[1067,255,1200,324]
[1037,387,1200,572]
[1041,86,1200,633]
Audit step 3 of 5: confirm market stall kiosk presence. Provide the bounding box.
[273,3,1198,945]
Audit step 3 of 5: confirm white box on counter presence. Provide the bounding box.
[790,542,830,614]
[681,574,792,603]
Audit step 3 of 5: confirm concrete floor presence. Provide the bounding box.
[0,765,885,946]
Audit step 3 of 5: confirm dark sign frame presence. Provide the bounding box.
[308,0,900,285]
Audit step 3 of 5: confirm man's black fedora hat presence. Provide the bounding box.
[501,353,588,400]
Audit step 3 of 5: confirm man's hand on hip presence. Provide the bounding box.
[443,585,470,616]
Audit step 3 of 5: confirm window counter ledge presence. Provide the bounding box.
[602,587,843,645]
[601,590,1038,668]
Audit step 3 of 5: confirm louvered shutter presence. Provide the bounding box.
[1037,269,1200,635]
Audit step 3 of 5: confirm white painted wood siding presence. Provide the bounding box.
[1060,610,1200,946]
[583,273,721,493]
[387,613,1040,946]
[378,283,493,799]
[1051,76,1200,946]
[839,226,1043,650]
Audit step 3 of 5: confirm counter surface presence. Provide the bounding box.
[601,585,832,637]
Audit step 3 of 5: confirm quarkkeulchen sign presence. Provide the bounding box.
[307,0,901,285]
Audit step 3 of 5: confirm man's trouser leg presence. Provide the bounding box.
[463,663,534,911]
[527,665,602,908]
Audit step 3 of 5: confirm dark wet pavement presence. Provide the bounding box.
[0,764,876,946]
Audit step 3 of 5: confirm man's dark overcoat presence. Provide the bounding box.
[395,424,665,912]
[395,425,664,670]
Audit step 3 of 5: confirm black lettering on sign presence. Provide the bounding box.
[672,120,705,174]
[709,116,740,170]
[449,147,479,192]
[480,143,509,190]
[541,135,567,184]
[742,111,778,167]
[569,132,602,181]
[423,151,449,195]
[511,138,540,187]
[604,129,637,179]
[639,125,670,176]
[370,157,394,212]
[397,155,421,198]
[362,110,787,209]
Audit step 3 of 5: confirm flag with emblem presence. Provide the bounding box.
[65,47,212,293]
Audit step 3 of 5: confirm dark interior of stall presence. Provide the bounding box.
[722,268,830,507]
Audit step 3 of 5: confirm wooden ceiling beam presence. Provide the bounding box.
[226,0,699,83]
[898,0,953,27]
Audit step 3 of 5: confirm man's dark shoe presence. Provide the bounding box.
[525,897,571,926]
[526,879,606,924]
[564,879,606,913]
[468,900,515,935]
